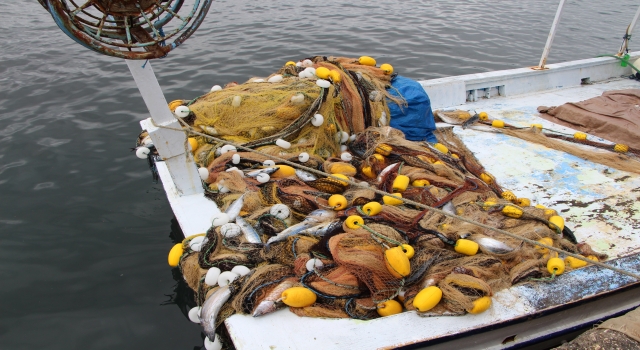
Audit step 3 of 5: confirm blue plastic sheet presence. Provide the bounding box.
[386,75,437,142]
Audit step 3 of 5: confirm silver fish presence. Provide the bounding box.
[266,221,315,245]
[298,221,335,236]
[303,209,337,223]
[476,237,516,254]
[200,285,232,341]
[442,201,456,215]
[252,280,296,317]
[461,112,480,129]
[236,216,262,244]
[225,193,245,221]
[245,167,279,178]
[376,162,400,183]
[266,210,337,245]
[295,169,317,181]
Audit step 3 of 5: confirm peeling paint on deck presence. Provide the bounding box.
[457,79,640,259]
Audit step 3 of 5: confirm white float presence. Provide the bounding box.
[204,267,221,286]
[270,204,290,219]
[188,306,202,324]
[316,79,331,88]
[231,265,251,276]
[198,167,209,181]
[218,271,239,287]
[306,258,324,272]
[220,223,242,238]
[275,139,291,149]
[298,152,310,162]
[135,147,150,159]
[256,173,270,183]
[174,105,190,118]
[311,113,324,127]
[211,213,230,226]
[268,74,283,83]
[220,145,237,154]
[204,335,222,350]
[291,93,305,104]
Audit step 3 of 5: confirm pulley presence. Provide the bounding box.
[39,0,213,59]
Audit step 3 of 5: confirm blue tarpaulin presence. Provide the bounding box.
[386,75,437,142]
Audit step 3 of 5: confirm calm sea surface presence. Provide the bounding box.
[0,0,636,348]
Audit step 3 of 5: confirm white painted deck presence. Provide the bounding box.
[456,78,640,260]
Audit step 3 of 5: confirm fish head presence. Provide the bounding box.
[252,300,277,317]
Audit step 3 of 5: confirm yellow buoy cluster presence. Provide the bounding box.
[474,191,595,277]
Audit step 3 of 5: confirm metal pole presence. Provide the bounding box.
[536,0,567,69]
[126,59,204,197]
[616,4,640,56]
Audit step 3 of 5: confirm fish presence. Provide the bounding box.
[461,112,479,129]
[265,210,337,246]
[200,285,232,341]
[225,193,246,221]
[376,162,400,184]
[442,201,456,215]
[298,221,336,236]
[295,169,317,181]
[244,167,280,178]
[252,279,296,317]
[433,110,472,125]
[476,237,516,254]
[236,216,262,244]
[266,221,315,246]
[304,209,337,223]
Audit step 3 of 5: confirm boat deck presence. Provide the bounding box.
[223,77,640,349]
[457,77,640,260]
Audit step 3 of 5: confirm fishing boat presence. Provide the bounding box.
[40,1,640,349]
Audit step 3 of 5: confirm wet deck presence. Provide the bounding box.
[224,77,640,349]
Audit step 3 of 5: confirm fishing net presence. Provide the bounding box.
[156,57,610,348]
[501,128,640,174]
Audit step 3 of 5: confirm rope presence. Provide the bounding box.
[597,54,640,73]
[151,119,640,281]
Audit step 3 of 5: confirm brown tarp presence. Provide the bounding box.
[599,307,640,343]
[538,89,640,149]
